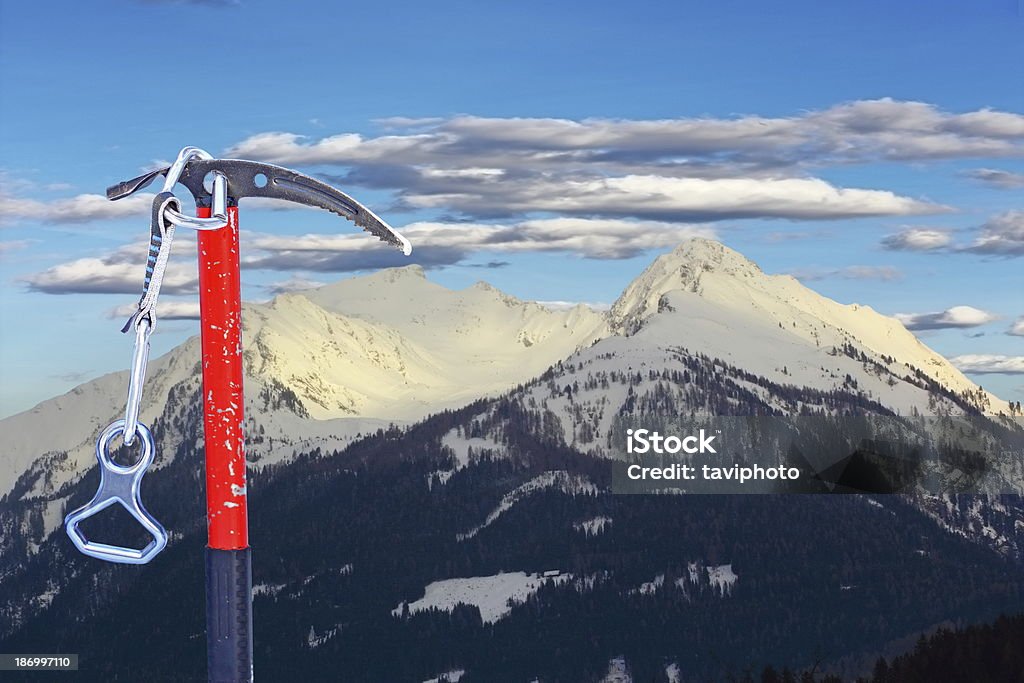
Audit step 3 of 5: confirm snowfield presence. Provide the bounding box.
[393,571,571,624]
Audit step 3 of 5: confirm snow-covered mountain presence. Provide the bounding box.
[517,239,1010,456]
[0,265,606,499]
[609,239,1001,412]
[0,239,1012,503]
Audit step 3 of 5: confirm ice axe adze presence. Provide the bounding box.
[65,146,411,683]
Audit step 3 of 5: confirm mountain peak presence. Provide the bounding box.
[608,239,760,332]
[662,238,761,275]
[382,263,427,281]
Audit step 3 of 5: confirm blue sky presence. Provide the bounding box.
[1,0,1022,416]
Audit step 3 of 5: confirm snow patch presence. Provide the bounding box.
[34,583,59,610]
[306,624,339,649]
[574,515,612,535]
[600,656,632,683]
[427,469,456,490]
[706,564,738,595]
[638,574,665,595]
[441,430,505,469]
[394,571,571,624]
[252,583,286,597]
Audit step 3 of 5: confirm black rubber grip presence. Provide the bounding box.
[206,547,253,683]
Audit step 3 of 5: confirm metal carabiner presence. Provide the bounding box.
[64,420,168,564]
[161,146,229,231]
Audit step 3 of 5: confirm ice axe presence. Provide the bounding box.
[65,146,410,682]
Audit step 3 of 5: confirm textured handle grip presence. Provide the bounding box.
[206,547,253,683]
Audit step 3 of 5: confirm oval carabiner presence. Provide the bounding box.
[64,420,168,564]
[161,146,228,231]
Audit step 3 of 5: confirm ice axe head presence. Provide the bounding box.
[107,158,412,255]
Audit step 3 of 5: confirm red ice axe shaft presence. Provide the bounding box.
[199,204,248,548]
[197,204,252,682]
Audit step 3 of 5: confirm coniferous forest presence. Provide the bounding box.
[1,389,1022,681]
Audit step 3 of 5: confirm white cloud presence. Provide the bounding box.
[1009,318,1024,337]
[401,175,942,222]
[372,116,445,129]
[7,99,992,242]
[950,355,1024,375]
[264,276,328,295]
[227,131,435,167]
[225,100,1008,224]
[23,218,714,295]
[227,100,1024,173]
[962,210,1024,255]
[895,305,999,330]
[0,239,33,255]
[967,168,1024,189]
[22,239,198,295]
[880,211,1024,257]
[5,100,1016,234]
[108,300,201,321]
[246,218,718,272]
[0,192,153,224]
[880,228,953,251]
